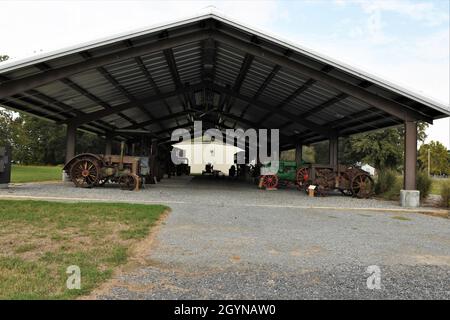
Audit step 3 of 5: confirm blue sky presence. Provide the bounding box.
[1,0,449,147]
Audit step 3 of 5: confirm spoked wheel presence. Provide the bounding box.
[262,174,279,189]
[351,174,374,198]
[296,167,309,188]
[70,158,100,188]
[119,174,139,191]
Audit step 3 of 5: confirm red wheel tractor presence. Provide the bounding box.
[259,161,308,190]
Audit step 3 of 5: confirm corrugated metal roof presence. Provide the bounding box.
[0,9,448,145]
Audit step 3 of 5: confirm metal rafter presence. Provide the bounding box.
[297,80,372,119]
[211,82,334,137]
[163,48,188,122]
[234,64,282,128]
[131,49,177,126]
[81,48,163,130]
[0,75,118,134]
[225,53,254,114]
[256,65,334,127]
[35,63,137,127]
[0,31,210,99]
[213,30,433,123]
[64,83,203,126]
[122,110,190,131]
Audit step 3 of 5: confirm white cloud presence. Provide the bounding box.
[337,0,449,26]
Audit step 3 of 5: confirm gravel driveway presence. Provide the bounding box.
[1,176,450,299]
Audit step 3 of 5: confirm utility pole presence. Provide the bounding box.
[427,148,431,177]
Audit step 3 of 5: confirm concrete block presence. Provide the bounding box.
[400,189,420,207]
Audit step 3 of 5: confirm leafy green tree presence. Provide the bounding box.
[418,141,449,175]
[0,109,106,164]
[0,55,8,62]
[341,122,428,170]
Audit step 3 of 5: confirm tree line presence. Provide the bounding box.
[0,109,105,164]
[282,122,449,175]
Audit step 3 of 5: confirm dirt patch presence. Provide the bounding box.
[80,209,170,300]
[413,255,450,266]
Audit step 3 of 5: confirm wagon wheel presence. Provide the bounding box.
[119,174,138,191]
[70,158,100,188]
[351,173,374,198]
[296,167,309,188]
[262,174,278,189]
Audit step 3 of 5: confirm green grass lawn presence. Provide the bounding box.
[11,165,62,183]
[0,200,167,299]
[431,178,450,195]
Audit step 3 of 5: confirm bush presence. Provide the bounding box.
[440,180,450,208]
[375,169,398,195]
[416,170,432,199]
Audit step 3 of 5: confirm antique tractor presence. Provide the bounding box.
[260,162,373,198]
[259,161,299,189]
[296,164,374,198]
[63,152,150,190]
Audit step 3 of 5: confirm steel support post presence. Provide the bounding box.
[404,121,417,190]
[295,142,303,168]
[65,123,77,164]
[329,135,338,170]
[105,134,113,155]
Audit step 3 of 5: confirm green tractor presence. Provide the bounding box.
[259,161,304,189]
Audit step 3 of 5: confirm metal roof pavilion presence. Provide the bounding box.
[0,10,449,151]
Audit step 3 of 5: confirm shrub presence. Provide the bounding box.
[440,180,450,208]
[416,170,432,199]
[375,169,398,195]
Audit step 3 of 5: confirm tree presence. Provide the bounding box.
[0,109,105,164]
[418,141,449,175]
[0,55,9,62]
[340,122,428,171]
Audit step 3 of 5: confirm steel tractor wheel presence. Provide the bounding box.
[119,174,139,191]
[296,167,309,188]
[262,174,279,189]
[70,157,100,188]
[351,173,374,198]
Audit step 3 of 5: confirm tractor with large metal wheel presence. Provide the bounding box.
[259,161,373,198]
[295,164,374,198]
[63,152,150,191]
[259,161,301,190]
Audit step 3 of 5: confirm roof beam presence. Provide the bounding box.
[202,38,216,82]
[298,80,372,119]
[237,64,281,123]
[81,49,160,128]
[212,31,433,123]
[34,63,136,126]
[132,51,176,126]
[226,53,254,113]
[64,83,202,126]
[122,110,191,130]
[0,30,210,99]
[256,66,333,127]
[211,82,334,137]
[163,48,187,119]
